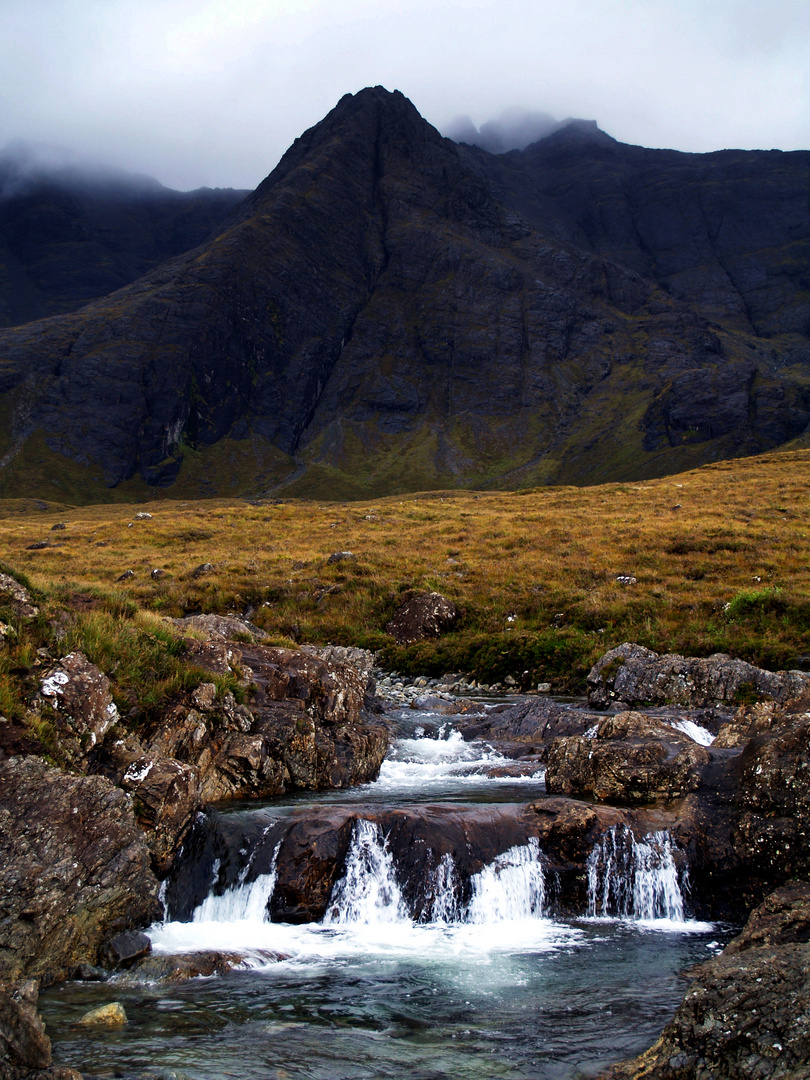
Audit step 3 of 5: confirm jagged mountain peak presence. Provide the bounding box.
[0,91,807,503]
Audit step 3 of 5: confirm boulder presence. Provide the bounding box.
[114,951,261,984]
[385,592,460,645]
[38,653,119,767]
[0,757,161,984]
[587,642,810,709]
[545,712,711,803]
[714,699,783,747]
[96,932,151,971]
[457,696,597,745]
[601,881,810,1080]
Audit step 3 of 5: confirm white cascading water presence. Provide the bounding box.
[586,826,685,922]
[427,853,461,923]
[324,820,407,924]
[466,838,546,923]
[669,718,715,746]
[192,842,280,923]
[324,821,547,925]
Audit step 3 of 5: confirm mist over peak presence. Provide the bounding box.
[442,108,588,153]
[0,140,170,201]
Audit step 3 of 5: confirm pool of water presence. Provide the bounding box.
[40,709,728,1080]
[43,918,727,1080]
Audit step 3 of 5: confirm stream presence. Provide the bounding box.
[41,705,730,1080]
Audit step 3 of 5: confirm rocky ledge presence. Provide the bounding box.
[588,642,810,710]
[603,881,810,1080]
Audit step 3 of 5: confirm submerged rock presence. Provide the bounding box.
[587,642,810,709]
[75,1002,127,1028]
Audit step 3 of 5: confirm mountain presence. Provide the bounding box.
[0,87,808,503]
[0,152,248,328]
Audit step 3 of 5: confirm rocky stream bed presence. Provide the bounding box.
[2,581,810,1079]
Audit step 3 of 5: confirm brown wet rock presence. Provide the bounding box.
[544,712,711,803]
[115,951,287,984]
[385,592,460,645]
[0,980,51,1071]
[456,696,596,745]
[0,757,161,985]
[731,711,810,890]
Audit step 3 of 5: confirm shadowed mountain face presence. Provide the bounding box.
[0,158,248,329]
[0,87,808,502]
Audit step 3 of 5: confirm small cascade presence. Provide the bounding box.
[587,826,685,921]
[192,843,280,923]
[669,718,715,746]
[324,820,408,924]
[466,838,546,923]
[426,853,461,923]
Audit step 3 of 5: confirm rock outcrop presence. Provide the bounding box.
[587,642,810,709]
[545,713,712,804]
[89,640,388,872]
[0,979,82,1079]
[0,757,161,985]
[602,881,810,1080]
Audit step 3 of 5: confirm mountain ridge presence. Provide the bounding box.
[0,86,808,503]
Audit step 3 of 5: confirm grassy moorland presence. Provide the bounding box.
[1,448,810,727]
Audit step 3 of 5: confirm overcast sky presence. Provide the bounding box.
[1,0,809,191]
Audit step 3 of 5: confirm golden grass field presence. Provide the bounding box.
[2,447,810,730]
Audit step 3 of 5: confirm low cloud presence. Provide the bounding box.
[443,108,572,153]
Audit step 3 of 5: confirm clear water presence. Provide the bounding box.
[40,713,729,1080]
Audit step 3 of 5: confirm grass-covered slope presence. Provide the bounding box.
[2,448,808,717]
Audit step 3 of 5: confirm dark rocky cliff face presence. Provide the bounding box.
[0,87,808,501]
[0,163,247,329]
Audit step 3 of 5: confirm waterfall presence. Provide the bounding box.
[324,820,408,924]
[587,826,685,921]
[192,843,280,923]
[466,839,546,923]
[322,821,547,926]
[427,853,461,923]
